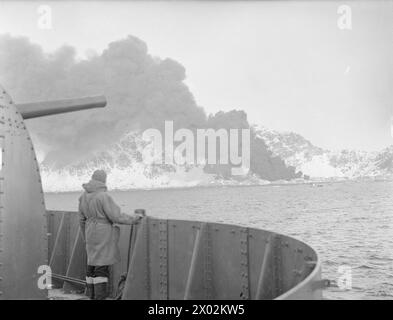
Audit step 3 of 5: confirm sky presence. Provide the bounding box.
[0,0,392,151]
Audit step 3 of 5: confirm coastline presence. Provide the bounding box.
[43,175,392,195]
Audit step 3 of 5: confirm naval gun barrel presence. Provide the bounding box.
[16,95,107,119]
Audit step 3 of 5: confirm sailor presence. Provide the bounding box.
[78,169,144,300]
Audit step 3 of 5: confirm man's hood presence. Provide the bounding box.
[82,179,107,193]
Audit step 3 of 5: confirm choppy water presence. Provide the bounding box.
[45,181,393,300]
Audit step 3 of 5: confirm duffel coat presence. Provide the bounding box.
[79,179,136,266]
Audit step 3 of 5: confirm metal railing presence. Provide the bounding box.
[46,211,323,300]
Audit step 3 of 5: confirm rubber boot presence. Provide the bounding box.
[85,277,94,300]
[94,277,109,300]
[85,284,94,300]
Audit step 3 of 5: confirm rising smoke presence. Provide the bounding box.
[0,34,206,167]
[0,34,298,181]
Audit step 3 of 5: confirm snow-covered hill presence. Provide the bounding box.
[254,126,392,180]
[40,132,270,192]
[40,126,393,192]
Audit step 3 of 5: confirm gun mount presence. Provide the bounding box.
[0,84,106,299]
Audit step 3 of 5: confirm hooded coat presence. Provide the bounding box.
[78,179,136,266]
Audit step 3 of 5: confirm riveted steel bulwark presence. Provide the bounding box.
[144,217,151,298]
[273,234,284,297]
[46,212,323,300]
[158,219,168,299]
[239,227,250,300]
[49,212,67,278]
[63,218,87,293]
[0,88,4,298]
[203,223,214,299]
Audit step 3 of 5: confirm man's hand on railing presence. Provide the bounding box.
[133,209,146,224]
[133,214,143,224]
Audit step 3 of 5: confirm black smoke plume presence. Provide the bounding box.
[0,34,298,180]
[0,34,206,167]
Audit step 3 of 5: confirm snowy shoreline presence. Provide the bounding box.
[43,175,391,194]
